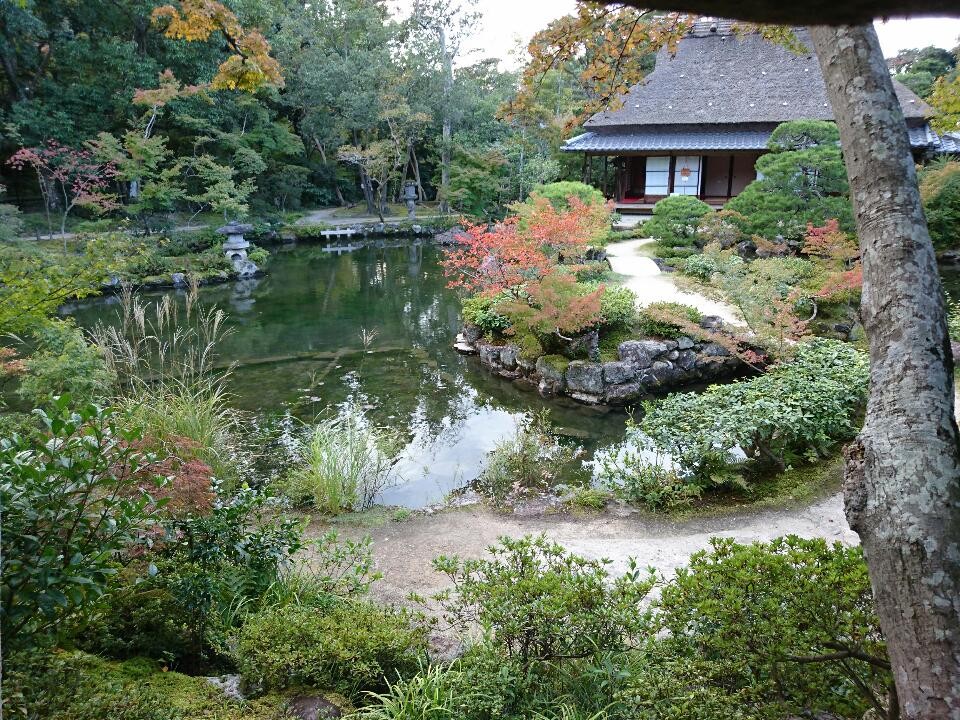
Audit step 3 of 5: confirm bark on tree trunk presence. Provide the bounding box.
[409,142,426,201]
[438,26,453,214]
[810,24,960,718]
[314,139,346,206]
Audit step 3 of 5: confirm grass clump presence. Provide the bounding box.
[475,410,587,505]
[281,403,405,514]
[93,283,243,484]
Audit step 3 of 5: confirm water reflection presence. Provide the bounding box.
[66,241,628,507]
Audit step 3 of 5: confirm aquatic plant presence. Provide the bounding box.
[282,403,404,513]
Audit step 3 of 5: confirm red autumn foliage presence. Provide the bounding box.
[7,141,118,233]
[441,195,611,297]
[817,266,864,302]
[441,217,553,297]
[501,271,605,337]
[802,219,859,267]
[120,435,216,520]
[522,195,612,259]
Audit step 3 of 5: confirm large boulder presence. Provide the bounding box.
[617,340,663,368]
[602,361,637,385]
[604,382,643,405]
[565,361,604,394]
[479,344,502,367]
[565,361,604,395]
[499,344,519,370]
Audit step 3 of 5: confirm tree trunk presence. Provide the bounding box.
[314,139,346,206]
[409,142,426,201]
[438,26,453,214]
[810,24,960,718]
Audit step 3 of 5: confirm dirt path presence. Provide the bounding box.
[295,207,446,227]
[606,238,742,324]
[313,492,855,609]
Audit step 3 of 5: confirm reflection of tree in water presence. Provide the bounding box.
[66,240,629,503]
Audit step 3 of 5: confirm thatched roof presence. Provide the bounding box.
[584,24,932,129]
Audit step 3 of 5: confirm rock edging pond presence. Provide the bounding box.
[456,317,746,407]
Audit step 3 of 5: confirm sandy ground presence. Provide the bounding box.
[605,238,742,324]
[316,493,855,610]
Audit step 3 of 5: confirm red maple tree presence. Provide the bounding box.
[7,141,118,241]
[441,217,553,297]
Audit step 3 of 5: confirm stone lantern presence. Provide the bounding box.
[216,220,259,278]
[403,181,417,219]
[217,220,253,261]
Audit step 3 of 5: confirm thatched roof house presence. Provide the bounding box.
[562,20,957,212]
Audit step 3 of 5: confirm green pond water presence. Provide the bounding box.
[65,241,628,508]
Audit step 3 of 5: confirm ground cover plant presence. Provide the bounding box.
[599,339,868,504]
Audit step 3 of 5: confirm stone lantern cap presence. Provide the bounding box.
[217,220,252,250]
[216,220,254,236]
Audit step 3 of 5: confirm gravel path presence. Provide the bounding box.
[606,238,742,324]
[314,492,855,609]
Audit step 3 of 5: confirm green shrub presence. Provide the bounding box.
[462,294,512,334]
[596,284,638,329]
[636,302,702,339]
[161,228,218,256]
[572,261,609,282]
[636,339,868,484]
[74,218,117,234]
[0,201,24,241]
[629,537,889,720]
[281,404,404,514]
[642,195,712,248]
[431,534,653,668]
[247,245,270,264]
[919,160,960,249]
[0,399,165,652]
[599,439,702,510]
[235,601,427,699]
[527,181,605,212]
[679,253,721,281]
[86,528,377,666]
[17,319,113,406]
[475,410,586,504]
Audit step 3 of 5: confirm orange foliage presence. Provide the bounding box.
[802,219,859,267]
[151,0,283,91]
[501,271,605,337]
[523,195,613,257]
[442,218,553,297]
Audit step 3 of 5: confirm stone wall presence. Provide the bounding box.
[457,322,746,406]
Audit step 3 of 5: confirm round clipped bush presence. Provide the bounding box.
[636,301,703,339]
[643,195,713,249]
[235,602,427,699]
[527,181,605,211]
[598,284,638,329]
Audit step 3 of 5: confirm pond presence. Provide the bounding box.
[65,240,628,508]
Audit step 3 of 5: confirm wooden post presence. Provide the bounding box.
[668,155,677,195]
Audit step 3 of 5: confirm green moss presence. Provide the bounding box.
[7,650,318,720]
[540,355,570,374]
[514,332,544,360]
[598,327,634,362]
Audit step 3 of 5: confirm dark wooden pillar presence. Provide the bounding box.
[668,155,677,195]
